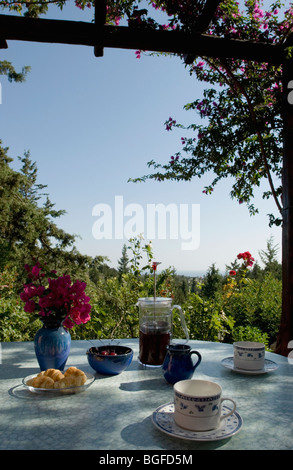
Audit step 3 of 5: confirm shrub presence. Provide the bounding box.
[232,325,270,348]
[221,273,281,345]
[179,293,234,342]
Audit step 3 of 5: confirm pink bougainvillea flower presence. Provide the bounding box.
[24,299,36,313]
[31,265,41,278]
[20,284,45,301]
[19,264,91,329]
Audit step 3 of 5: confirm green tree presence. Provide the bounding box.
[173,275,190,304]
[88,255,117,284]
[0,142,90,277]
[17,151,47,201]
[201,263,223,299]
[0,60,30,83]
[118,243,130,279]
[258,236,282,279]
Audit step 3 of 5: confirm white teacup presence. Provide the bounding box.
[233,341,265,371]
[174,379,236,432]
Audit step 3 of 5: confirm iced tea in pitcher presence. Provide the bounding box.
[138,297,172,367]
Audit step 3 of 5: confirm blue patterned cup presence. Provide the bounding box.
[233,341,265,371]
[174,379,236,431]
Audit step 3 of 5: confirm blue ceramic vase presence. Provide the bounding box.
[162,343,202,385]
[34,319,71,371]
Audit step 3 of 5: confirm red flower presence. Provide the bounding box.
[237,251,255,267]
[229,270,236,276]
[152,262,161,271]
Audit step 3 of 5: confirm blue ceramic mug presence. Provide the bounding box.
[162,344,202,384]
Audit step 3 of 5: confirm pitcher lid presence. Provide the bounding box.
[137,297,172,304]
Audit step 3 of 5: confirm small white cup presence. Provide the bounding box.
[174,379,236,432]
[233,341,265,371]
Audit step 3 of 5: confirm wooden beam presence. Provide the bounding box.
[0,38,8,48]
[0,14,285,64]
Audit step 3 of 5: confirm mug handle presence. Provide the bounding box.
[172,305,189,342]
[220,398,237,422]
[190,350,202,369]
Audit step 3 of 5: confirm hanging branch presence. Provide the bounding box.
[219,58,283,216]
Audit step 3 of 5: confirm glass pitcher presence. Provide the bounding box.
[137,297,189,367]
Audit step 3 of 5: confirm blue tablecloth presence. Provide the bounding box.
[0,338,292,450]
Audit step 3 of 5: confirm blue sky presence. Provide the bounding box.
[0,2,282,274]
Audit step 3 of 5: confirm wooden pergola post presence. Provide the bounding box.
[276,56,293,356]
[94,0,106,57]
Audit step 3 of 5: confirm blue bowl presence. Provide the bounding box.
[86,345,133,375]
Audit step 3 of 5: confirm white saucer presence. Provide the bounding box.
[152,402,243,442]
[221,357,278,375]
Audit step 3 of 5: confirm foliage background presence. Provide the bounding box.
[0,147,281,351]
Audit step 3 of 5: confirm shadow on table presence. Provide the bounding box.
[120,415,231,450]
[119,377,170,392]
[8,382,90,401]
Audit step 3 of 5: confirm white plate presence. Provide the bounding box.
[221,357,278,375]
[22,372,95,394]
[152,402,243,442]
